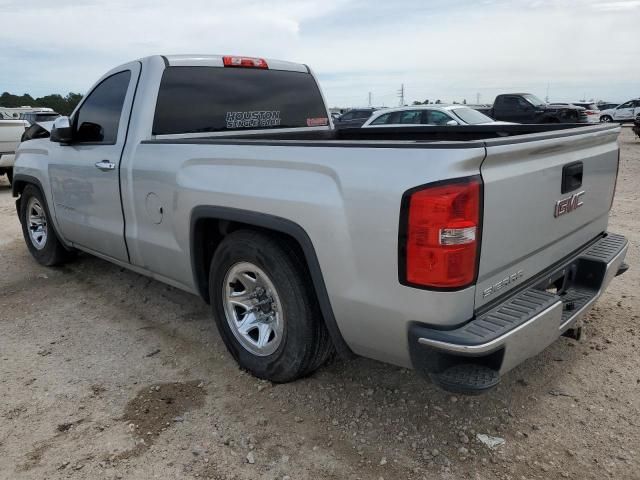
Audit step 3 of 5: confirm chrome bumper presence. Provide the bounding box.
[410,233,628,377]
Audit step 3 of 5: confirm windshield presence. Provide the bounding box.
[450,107,494,125]
[522,94,546,107]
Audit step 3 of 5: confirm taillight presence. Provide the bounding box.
[399,176,482,289]
[222,56,268,69]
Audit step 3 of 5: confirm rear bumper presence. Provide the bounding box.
[409,233,628,389]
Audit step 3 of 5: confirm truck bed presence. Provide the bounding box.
[148,123,610,144]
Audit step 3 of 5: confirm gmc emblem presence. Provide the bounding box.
[554,191,585,217]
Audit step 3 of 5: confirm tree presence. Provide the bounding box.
[0,91,83,116]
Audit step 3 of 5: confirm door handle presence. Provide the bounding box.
[95,160,115,171]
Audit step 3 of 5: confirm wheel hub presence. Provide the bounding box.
[222,262,284,356]
[26,197,48,250]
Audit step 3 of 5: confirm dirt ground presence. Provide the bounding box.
[1,128,639,480]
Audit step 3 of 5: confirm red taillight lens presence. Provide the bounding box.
[401,177,482,289]
[223,56,268,69]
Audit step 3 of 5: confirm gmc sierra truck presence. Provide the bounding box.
[475,93,588,124]
[12,55,628,394]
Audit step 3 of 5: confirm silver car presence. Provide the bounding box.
[362,105,513,127]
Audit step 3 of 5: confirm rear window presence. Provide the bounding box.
[152,66,328,135]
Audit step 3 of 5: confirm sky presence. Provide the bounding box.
[1,0,639,107]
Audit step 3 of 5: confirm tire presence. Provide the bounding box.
[6,168,12,186]
[600,115,613,123]
[19,184,74,266]
[209,230,334,382]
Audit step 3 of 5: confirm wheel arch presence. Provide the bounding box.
[11,173,72,251]
[12,173,46,218]
[190,205,354,358]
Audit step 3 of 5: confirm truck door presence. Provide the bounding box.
[49,62,141,262]
[612,100,635,121]
[495,96,528,123]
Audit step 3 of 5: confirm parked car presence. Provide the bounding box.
[13,54,627,395]
[20,110,60,126]
[0,118,28,184]
[362,105,514,127]
[599,98,640,123]
[554,102,600,123]
[332,108,378,128]
[0,106,55,120]
[475,93,588,123]
[633,114,640,139]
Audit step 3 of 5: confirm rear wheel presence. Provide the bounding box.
[209,230,334,382]
[600,115,613,123]
[19,184,74,266]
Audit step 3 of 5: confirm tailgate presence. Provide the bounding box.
[476,125,620,308]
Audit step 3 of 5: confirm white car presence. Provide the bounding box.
[0,118,29,184]
[599,98,640,123]
[362,105,513,128]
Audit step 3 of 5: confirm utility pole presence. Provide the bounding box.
[545,82,550,103]
[368,91,372,107]
[476,92,480,104]
[397,84,405,106]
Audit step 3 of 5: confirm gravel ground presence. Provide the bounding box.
[1,128,639,480]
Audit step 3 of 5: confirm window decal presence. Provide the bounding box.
[306,117,328,127]
[225,111,281,129]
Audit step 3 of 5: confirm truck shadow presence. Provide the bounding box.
[64,253,590,474]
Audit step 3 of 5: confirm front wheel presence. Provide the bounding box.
[600,115,613,123]
[19,184,74,266]
[209,230,334,382]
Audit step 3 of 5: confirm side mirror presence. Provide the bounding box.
[446,120,459,126]
[50,116,73,144]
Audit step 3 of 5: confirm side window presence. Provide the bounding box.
[398,111,421,124]
[340,112,355,121]
[517,97,532,109]
[618,101,633,109]
[370,113,391,125]
[354,110,372,119]
[74,70,131,144]
[425,110,453,125]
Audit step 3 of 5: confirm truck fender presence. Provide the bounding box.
[190,205,354,358]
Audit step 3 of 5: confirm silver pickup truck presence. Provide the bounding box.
[12,55,628,394]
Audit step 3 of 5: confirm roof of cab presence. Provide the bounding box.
[160,54,309,73]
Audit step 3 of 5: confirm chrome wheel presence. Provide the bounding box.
[26,196,48,250]
[222,262,284,356]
